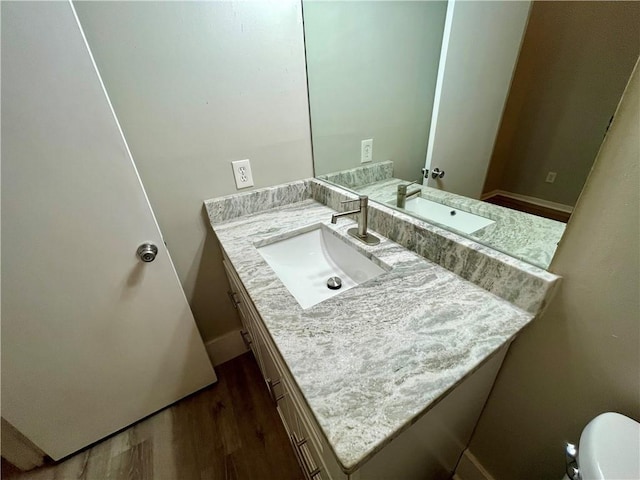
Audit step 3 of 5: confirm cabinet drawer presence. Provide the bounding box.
[221,253,346,480]
[222,259,264,374]
[221,258,246,327]
[291,427,325,480]
[285,378,347,480]
[248,308,346,479]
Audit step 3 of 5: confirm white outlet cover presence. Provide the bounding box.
[231,159,254,189]
[361,139,373,163]
[545,171,557,183]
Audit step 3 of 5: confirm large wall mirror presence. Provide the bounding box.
[304,0,639,269]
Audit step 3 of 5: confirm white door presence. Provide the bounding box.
[423,0,531,198]
[1,1,216,461]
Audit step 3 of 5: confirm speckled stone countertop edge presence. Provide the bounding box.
[205,179,311,224]
[207,197,535,472]
[204,179,561,316]
[203,178,561,315]
[311,179,561,316]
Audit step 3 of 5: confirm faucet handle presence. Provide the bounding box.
[397,181,417,193]
[340,195,367,205]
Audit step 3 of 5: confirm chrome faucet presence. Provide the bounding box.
[331,195,380,246]
[397,181,422,208]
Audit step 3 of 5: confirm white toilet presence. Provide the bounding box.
[563,412,640,480]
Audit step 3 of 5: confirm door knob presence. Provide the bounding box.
[431,168,445,179]
[137,243,158,262]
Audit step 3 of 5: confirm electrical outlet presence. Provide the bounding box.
[545,171,557,184]
[361,139,373,163]
[231,159,254,189]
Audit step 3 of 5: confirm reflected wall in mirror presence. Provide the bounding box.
[305,0,447,181]
[305,0,640,270]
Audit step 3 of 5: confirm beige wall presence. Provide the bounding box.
[468,59,639,479]
[484,1,640,206]
[74,1,313,342]
[305,1,447,182]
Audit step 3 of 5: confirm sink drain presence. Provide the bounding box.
[327,276,342,290]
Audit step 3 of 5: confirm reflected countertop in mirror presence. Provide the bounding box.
[318,161,565,269]
[304,0,639,270]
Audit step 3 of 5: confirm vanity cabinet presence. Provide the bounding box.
[222,250,509,480]
[223,254,337,480]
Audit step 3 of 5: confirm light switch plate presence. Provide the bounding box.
[231,159,254,189]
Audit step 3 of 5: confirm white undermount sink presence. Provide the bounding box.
[401,197,495,234]
[256,224,388,309]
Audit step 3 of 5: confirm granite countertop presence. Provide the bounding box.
[208,196,534,473]
[353,177,566,270]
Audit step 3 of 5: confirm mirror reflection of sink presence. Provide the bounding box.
[256,224,388,309]
[401,197,495,235]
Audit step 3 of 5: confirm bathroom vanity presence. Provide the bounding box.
[206,179,559,479]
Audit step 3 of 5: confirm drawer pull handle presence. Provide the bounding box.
[227,290,240,308]
[267,378,284,405]
[291,434,322,479]
[240,330,252,348]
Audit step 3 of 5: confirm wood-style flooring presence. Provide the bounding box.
[484,194,571,223]
[1,353,304,480]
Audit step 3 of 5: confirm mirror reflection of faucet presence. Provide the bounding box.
[397,181,422,208]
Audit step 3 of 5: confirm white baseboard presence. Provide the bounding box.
[205,329,249,366]
[454,449,496,480]
[482,189,574,214]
